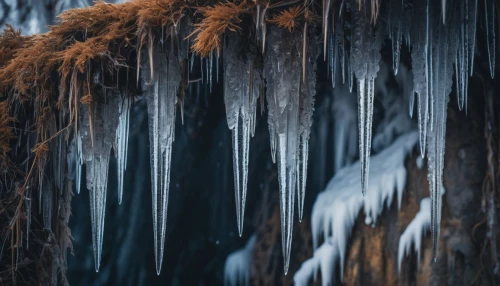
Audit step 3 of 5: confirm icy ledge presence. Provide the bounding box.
[294,132,418,285]
[223,235,257,286]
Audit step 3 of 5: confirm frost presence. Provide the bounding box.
[223,235,256,286]
[298,132,418,285]
[223,33,260,236]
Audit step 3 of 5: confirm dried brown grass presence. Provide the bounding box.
[189,2,250,57]
[268,6,303,32]
[0,101,13,168]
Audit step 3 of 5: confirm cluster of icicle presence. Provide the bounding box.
[264,26,317,274]
[46,0,496,277]
[223,25,316,274]
[323,0,495,267]
[74,73,132,272]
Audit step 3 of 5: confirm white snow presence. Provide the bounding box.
[397,197,431,272]
[223,235,257,286]
[295,131,418,285]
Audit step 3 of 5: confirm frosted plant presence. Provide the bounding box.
[223,235,257,286]
[223,32,260,236]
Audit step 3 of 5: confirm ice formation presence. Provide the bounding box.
[484,0,496,78]
[397,198,431,272]
[143,45,180,275]
[295,132,418,285]
[223,235,257,286]
[265,26,316,274]
[350,3,384,196]
[80,85,120,272]
[115,95,131,204]
[223,33,260,236]
[9,0,498,278]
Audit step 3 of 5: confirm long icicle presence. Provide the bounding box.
[351,2,382,196]
[297,25,316,222]
[223,33,259,236]
[81,86,120,272]
[116,94,131,204]
[144,45,180,275]
[265,27,303,274]
[484,0,496,78]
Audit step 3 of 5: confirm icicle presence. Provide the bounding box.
[411,0,430,158]
[216,52,220,83]
[442,0,446,23]
[143,46,180,275]
[348,57,353,93]
[390,0,403,75]
[76,132,83,194]
[468,0,478,76]
[116,95,131,204]
[208,53,212,90]
[201,57,204,84]
[265,27,304,274]
[409,88,415,118]
[351,3,382,196]
[297,31,317,222]
[340,29,346,85]
[426,8,453,261]
[80,87,120,272]
[25,189,31,248]
[42,182,52,230]
[224,33,260,236]
[484,0,496,78]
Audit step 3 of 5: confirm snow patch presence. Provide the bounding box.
[397,197,431,272]
[224,235,257,286]
[295,132,418,285]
